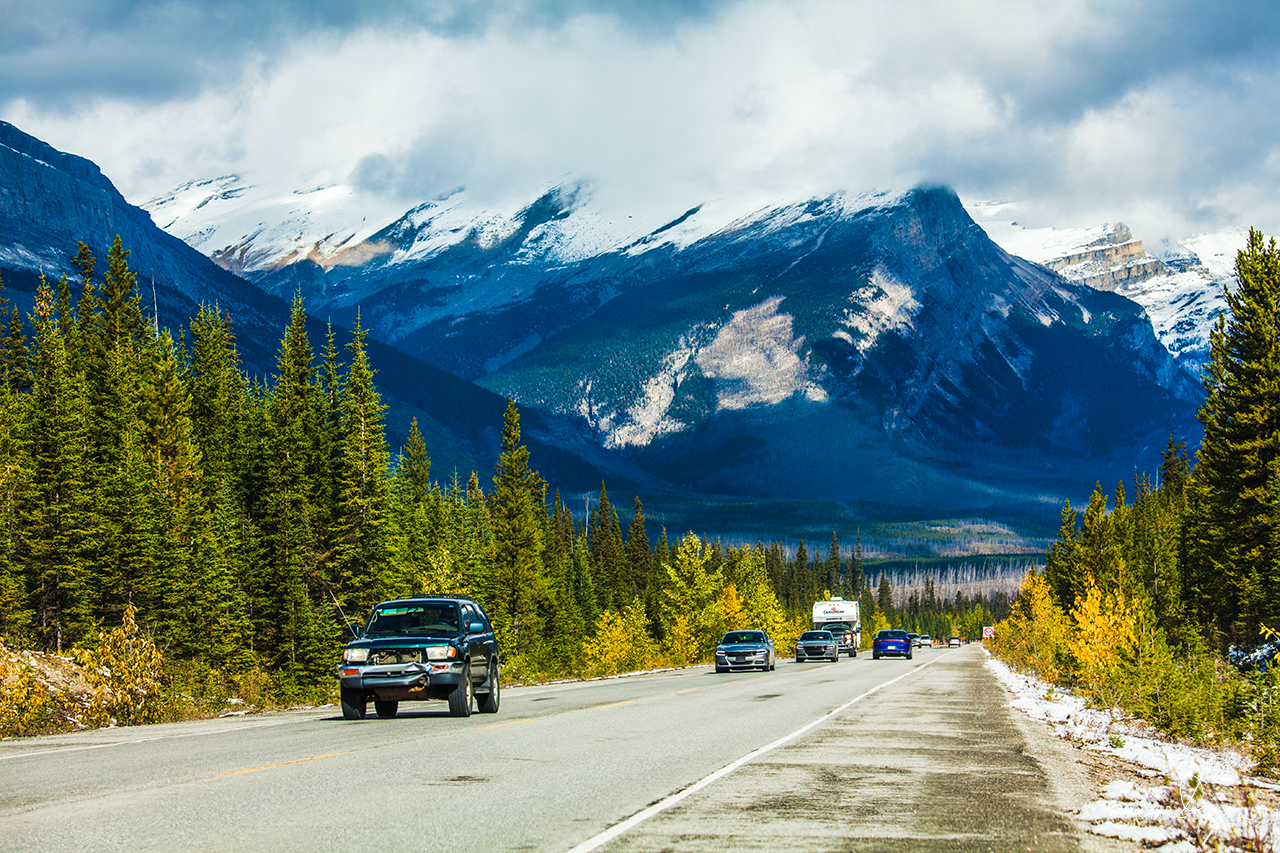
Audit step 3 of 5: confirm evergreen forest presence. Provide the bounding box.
[0,238,998,731]
[992,230,1280,758]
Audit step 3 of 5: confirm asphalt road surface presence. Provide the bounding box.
[0,645,1104,852]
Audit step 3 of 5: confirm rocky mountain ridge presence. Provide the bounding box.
[147,170,1202,513]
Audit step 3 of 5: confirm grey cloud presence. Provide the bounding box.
[0,0,729,109]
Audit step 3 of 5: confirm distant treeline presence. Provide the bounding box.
[0,237,992,704]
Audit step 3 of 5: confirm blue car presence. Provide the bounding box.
[714,630,776,672]
[872,629,913,660]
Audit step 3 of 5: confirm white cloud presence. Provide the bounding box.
[4,0,1280,242]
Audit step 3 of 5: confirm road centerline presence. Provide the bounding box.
[565,654,943,853]
[217,752,346,777]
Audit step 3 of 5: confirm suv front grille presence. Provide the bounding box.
[371,649,424,665]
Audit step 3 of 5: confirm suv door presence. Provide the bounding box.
[460,603,490,687]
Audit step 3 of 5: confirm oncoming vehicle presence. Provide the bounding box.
[337,598,499,720]
[795,630,839,663]
[919,634,932,648]
[715,630,776,672]
[948,636,962,648]
[872,629,912,660]
[812,597,860,657]
[908,632,921,648]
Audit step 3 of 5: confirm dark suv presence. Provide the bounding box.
[337,597,500,720]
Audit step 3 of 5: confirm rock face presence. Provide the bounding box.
[972,210,1237,380]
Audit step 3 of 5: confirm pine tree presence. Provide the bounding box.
[330,319,397,617]
[0,373,32,641]
[625,496,651,605]
[22,282,92,650]
[485,401,548,657]
[589,483,626,610]
[1,306,32,393]
[394,418,431,509]
[825,531,840,596]
[186,305,249,500]
[314,323,344,549]
[1186,229,1280,642]
[256,294,335,693]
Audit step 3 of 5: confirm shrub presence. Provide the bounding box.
[74,605,167,727]
[0,655,57,736]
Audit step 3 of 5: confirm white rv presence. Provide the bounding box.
[812,597,861,657]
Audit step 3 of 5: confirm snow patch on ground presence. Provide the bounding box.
[986,652,1276,851]
[695,296,827,411]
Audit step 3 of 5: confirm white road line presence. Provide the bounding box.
[565,656,943,853]
[0,719,293,761]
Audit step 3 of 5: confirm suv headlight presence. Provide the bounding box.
[343,648,368,663]
[425,646,458,661]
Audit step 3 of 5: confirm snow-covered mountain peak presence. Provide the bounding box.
[965,199,1243,378]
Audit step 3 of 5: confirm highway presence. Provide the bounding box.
[0,645,1100,852]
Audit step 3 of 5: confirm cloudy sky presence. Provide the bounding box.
[3,0,1279,240]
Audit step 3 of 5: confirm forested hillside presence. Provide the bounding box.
[0,239,1001,732]
[993,230,1280,759]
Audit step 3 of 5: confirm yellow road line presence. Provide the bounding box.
[470,718,532,731]
[674,687,699,695]
[218,752,346,777]
[598,700,634,709]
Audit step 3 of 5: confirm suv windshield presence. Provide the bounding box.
[799,631,833,641]
[365,602,459,637]
[722,632,765,644]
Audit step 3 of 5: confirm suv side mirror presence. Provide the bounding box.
[349,624,363,639]
[468,621,485,634]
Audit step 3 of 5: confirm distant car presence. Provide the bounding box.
[908,632,920,648]
[919,634,932,648]
[872,629,912,660]
[337,597,499,720]
[948,636,962,648]
[795,630,840,663]
[715,630,776,672]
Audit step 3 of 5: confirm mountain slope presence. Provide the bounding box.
[151,171,1202,513]
[0,120,662,493]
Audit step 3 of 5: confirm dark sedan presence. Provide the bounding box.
[872,629,913,660]
[795,630,840,663]
[714,630,776,672]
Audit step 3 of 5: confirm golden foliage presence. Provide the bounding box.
[585,599,661,677]
[74,606,167,727]
[989,571,1072,683]
[0,655,56,736]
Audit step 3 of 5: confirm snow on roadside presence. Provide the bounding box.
[984,650,1277,851]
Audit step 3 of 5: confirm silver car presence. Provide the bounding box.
[714,630,776,672]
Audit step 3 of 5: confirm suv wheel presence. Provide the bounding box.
[374,700,398,718]
[448,662,473,717]
[340,687,367,720]
[477,660,500,714]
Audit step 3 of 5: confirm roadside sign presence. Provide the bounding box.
[982,626,995,639]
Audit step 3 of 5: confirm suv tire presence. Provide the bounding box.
[448,662,473,717]
[477,660,500,714]
[341,687,367,720]
[374,700,398,718]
